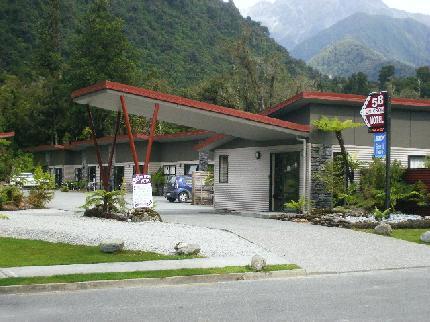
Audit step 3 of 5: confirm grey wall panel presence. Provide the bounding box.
[309,103,430,149]
[217,138,298,150]
[276,105,310,125]
[50,151,65,165]
[159,141,199,162]
[410,111,430,149]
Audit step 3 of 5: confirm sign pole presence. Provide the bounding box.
[384,91,391,210]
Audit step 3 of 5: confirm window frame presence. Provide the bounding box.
[163,165,177,176]
[408,155,426,169]
[219,155,229,183]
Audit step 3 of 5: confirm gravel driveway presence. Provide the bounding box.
[3,192,430,273]
[163,213,430,273]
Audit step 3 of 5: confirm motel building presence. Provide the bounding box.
[29,81,430,213]
[29,131,214,189]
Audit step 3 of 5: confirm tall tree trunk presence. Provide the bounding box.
[335,131,354,187]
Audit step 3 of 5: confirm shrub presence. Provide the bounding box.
[82,184,127,215]
[0,214,9,220]
[151,167,166,196]
[26,167,55,209]
[0,185,24,206]
[373,208,391,221]
[284,197,310,214]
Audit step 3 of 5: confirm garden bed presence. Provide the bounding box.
[280,212,430,229]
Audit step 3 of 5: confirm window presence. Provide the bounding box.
[133,165,144,175]
[219,155,228,183]
[163,165,176,176]
[184,164,198,175]
[408,155,426,169]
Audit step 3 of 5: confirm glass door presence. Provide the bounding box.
[271,152,300,211]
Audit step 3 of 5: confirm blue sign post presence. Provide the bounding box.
[374,133,386,158]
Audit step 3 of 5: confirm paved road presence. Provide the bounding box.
[2,268,429,321]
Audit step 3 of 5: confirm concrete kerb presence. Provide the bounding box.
[0,269,307,295]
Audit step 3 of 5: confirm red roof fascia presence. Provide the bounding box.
[262,91,430,116]
[194,134,226,151]
[28,131,213,152]
[26,144,66,153]
[71,81,310,133]
[0,132,15,139]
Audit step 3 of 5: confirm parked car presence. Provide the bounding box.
[10,173,37,188]
[164,175,192,203]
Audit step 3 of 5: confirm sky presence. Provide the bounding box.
[232,0,430,15]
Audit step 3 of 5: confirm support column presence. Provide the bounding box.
[120,95,140,174]
[310,144,333,209]
[143,103,160,175]
[198,151,209,171]
[86,106,108,191]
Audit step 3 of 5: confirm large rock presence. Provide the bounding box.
[129,208,162,222]
[420,231,430,243]
[99,240,124,253]
[174,242,200,255]
[251,254,266,272]
[374,223,392,236]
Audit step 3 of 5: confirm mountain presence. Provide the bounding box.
[244,0,390,49]
[292,13,430,78]
[307,38,416,80]
[1,0,314,88]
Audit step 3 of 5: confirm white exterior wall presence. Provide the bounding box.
[214,145,304,212]
[333,145,430,166]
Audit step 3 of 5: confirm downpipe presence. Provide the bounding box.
[296,137,309,214]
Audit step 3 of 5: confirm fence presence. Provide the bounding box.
[402,169,430,216]
[192,171,214,205]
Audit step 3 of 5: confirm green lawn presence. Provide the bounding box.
[361,229,430,245]
[0,264,300,287]
[0,237,195,268]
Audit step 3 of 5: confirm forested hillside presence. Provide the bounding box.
[292,13,430,66]
[0,0,318,148]
[308,38,416,80]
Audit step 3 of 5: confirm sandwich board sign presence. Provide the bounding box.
[360,92,386,133]
[374,133,386,158]
[132,174,153,208]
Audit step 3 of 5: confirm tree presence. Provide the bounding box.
[417,66,430,98]
[68,0,141,138]
[343,72,370,95]
[378,65,395,90]
[312,117,362,187]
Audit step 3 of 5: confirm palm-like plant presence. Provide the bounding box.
[82,189,127,214]
[312,117,362,186]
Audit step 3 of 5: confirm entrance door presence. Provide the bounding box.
[271,152,300,211]
[54,168,63,187]
[113,166,124,190]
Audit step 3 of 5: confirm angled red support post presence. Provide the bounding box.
[120,95,141,174]
[143,103,160,175]
[86,106,108,191]
[106,111,121,186]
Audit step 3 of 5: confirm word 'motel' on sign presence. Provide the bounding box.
[360,92,386,133]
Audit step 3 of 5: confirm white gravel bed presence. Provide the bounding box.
[0,210,273,258]
[344,213,425,224]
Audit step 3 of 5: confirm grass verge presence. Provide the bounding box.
[360,229,429,244]
[0,264,300,287]
[0,237,195,267]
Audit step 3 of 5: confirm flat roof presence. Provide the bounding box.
[262,91,430,116]
[71,81,310,142]
[26,130,213,152]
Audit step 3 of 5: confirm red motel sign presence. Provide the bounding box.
[360,92,386,133]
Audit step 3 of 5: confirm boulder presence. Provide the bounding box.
[129,208,162,222]
[420,231,430,243]
[99,240,124,253]
[374,223,392,236]
[251,254,266,272]
[174,242,200,255]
